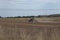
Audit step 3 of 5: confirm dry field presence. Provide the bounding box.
[0,17,60,40]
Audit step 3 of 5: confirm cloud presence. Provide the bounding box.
[0,0,60,9]
[33,0,60,4]
[0,0,60,17]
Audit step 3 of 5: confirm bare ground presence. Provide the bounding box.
[0,18,60,40]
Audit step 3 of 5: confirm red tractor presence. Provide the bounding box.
[28,18,34,22]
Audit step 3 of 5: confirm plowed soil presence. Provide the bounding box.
[0,18,60,40]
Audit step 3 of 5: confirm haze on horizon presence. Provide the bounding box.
[0,0,60,17]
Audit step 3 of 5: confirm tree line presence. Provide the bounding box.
[0,14,60,18]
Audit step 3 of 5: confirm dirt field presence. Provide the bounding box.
[0,18,60,40]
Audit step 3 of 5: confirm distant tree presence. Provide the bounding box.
[6,16,22,18]
[16,16,21,18]
[22,16,34,18]
[22,16,26,18]
[0,16,2,18]
[48,14,60,17]
[7,17,13,18]
[30,16,35,18]
[37,15,41,17]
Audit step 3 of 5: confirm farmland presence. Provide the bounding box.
[0,17,60,40]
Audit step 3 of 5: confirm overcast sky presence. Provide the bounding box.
[0,0,60,17]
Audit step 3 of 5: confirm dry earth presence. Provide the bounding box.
[0,18,60,40]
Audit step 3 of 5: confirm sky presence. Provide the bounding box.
[0,0,60,17]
